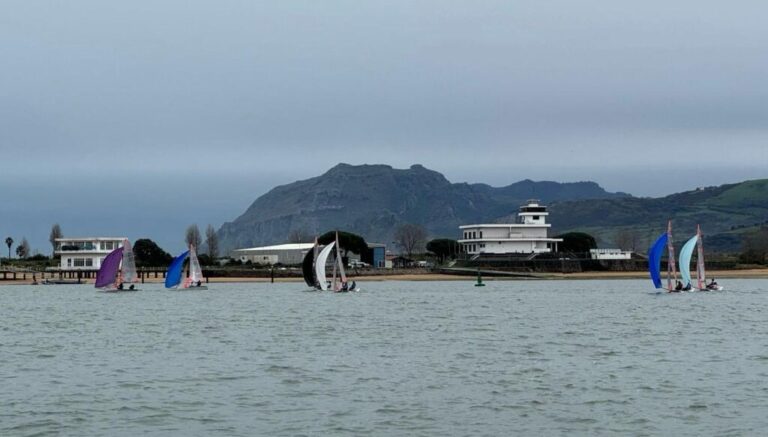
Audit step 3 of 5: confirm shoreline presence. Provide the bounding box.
[2,269,767,286]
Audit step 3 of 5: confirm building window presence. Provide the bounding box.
[533,216,540,220]
[472,231,476,239]
[67,258,72,267]
[102,241,114,250]
[74,258,86,267]
[479,231,483,238]
[85,258,93,267]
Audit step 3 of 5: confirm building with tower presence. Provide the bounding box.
[458,200,563,255]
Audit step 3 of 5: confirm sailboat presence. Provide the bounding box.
[301,233,359,292]
[301,237,320,289]
[648,221,679,292]
[679,225,723,291]
[95,239,139,292]
[165,244,208,290]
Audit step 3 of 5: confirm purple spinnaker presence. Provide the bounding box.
[95,247,123,288]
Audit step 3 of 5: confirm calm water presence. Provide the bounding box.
[1,279,767,436]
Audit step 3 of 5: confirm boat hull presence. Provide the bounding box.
[100,288,140,293]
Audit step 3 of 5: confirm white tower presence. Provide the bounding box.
[518,199,549,225]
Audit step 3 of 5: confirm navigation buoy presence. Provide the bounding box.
[475,269,485,287]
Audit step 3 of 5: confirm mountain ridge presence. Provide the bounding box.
[216,163,629,252]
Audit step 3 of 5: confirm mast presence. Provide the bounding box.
[666,220,678,290]
[331,237,338,291]
[696,224,706,289]
[313,237,319,288]
[183,244,192,288]
[335,231,347,287]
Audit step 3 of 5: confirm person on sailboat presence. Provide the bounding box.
[674,280,683,291]
[682,282,692,291]
[707,278,718,290]
[350,281,356,291]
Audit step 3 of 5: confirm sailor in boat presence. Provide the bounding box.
[706,278,719,290]
[350,281,356,291]
[682,282,692,291]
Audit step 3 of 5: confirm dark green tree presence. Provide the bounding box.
[426,238,461,263]
[555,232,597,254]
[133,238,173,267]
[318,230,368,257]
[196,253,214,266]
[5,237,13,259]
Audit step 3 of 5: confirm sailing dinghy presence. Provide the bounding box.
[301,233,359,292]
[679,225,723,291]
[95,239,139,292]
[165,245,208,290]
[648,221,679,293]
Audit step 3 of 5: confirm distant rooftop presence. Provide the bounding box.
[56,237,127,241]
[235,243,315,251]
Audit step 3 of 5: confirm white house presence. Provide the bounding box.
[55,237,127,270]
[458,200,563,255]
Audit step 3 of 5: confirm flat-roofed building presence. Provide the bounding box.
[231,243,315,265]
[55,237,127,270]
[458,200,563,255]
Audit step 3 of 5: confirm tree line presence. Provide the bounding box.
[4,222,767,267]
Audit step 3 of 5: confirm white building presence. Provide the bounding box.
[590,249,632,260]
[55,237,126,270]
[231,243,315,265]
[458,200,563,255]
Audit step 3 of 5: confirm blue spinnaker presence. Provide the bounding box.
[679,235,699,288]
[95,247,123,288]
[165,250,189,288]
[648,232,668,289]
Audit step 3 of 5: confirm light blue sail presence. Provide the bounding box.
[165,250,190,288]
[678,235,699,288]
[648,232,668,289]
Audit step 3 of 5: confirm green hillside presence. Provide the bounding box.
[548,179,768,253]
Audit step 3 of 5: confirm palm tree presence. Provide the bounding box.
[5,237,13,259]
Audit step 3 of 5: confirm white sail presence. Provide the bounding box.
[121,239,138,283]
[189,245,204,283]
[315,242,335,291]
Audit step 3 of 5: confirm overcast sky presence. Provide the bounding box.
[1,1,766,253]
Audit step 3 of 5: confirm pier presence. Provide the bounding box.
[0,267,173,283]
